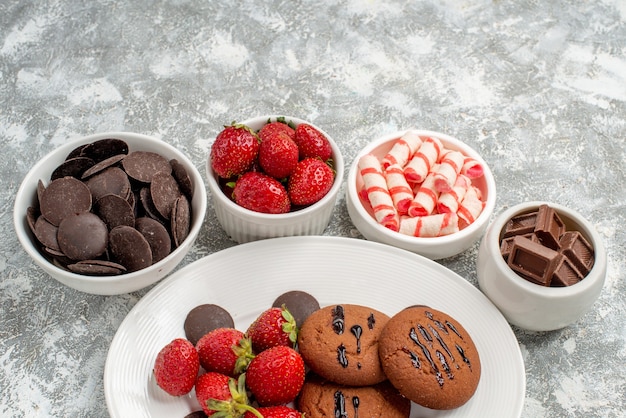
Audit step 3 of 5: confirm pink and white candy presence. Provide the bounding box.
[381,131,422,170]
[358,154,399,231]
[399,212,460,238]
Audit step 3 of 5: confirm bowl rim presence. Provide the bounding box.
[347,129,497,245]
[206,115,344,220]
[13,131,208,287]
[485,200,607,297]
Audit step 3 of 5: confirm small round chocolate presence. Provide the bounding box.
[108,225,152,272]
[40,177,92,226]
[272,290,320,328]
[151,171,181,219]
[84,166,131,201]
[122,151,171,183]
[171,195,190,247]
[57,212,108,261]
[135,217,171,264]
[184,304,234,346]
[51,157,94,180]
[94,194,135,230]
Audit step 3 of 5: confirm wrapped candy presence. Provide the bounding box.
[358,154,399,231]
[399,213,460,237]
[437,174,471,214]
[461,157,484,179]
[433,150,465,193]
[384,163,413,215]
[404,136,443,184]
[457,186,484,227]
[381,131,422,170]
[408,168,439,217]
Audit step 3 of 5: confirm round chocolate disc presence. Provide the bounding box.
[272,290,321,328]
[67,259,126,275]
[109,225,153,272]
[85,166,131,201]
[57,212,108,261]
[34,215,60,251]
[51,157,94,180]
[135,217,171,264]
[184,304,235,345]
[81,154,126,180]
[171,195,190,247]
[122,151,171,183]
[171,159,194,199]
[40,177,92,226]
[95,194,135,230]
[80,138,129,162]
[150,172,181,219]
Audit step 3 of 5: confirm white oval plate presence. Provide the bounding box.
[104,236,525,418]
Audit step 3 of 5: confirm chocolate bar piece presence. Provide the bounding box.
[559,231,594,276]
[502,210,539,238]
[500,233,539,261]
[552,256,584,287]
[507,235,562,286]
[534,204,565,250]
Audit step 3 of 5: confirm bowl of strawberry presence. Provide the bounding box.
[206,115,344,244]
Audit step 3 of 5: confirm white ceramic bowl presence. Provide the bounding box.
[13,132,207,295]
[477,201,606,331]
[206,115,344,244]
[346,129,496,260]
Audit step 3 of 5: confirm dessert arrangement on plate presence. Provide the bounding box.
[14,116,604,417]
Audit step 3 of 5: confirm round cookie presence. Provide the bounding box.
[297,304,389,386]
[378,305,481,410]
[297,373,410,418]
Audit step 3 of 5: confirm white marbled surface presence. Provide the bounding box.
[1,0,625,417]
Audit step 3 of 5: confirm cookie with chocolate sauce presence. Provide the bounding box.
[378,305,481,410]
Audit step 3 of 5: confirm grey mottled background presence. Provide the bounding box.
[1,0,625,417]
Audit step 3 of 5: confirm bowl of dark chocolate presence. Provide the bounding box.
[14,132,207,295]
[476,201,606,331]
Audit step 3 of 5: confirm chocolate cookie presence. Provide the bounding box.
[297,304,389,386]
[378,306,481,410]
[297,373,410,418]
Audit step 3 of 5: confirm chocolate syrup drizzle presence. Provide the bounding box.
[337,343,348,368]
[351,325,362,354]
[334,391,359,418]
[404,310,474,387]
[332,305,345,335]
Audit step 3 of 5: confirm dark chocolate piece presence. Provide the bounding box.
[34,215,60,251]
[57,212,109,261]
[171,195,191,248]
[79,138,129,162]
[272,290,321,327]
[51,157,94,180]
[184,304,234,346]
[502,210,539,238]
[552,257,584,287]
[150,171,182,219]
[135,217,171,264]
[81,154,126,179]
[500,233,538,261]
[122,151,171,183]
[559,231,594,276]
[84,166,131,201]
[67,260,126,275]
[507,236,562,286]
[534,204,565,250]
[95,194,135,230]
[40,177,93,226]
[108,225,152,272]
[171,158,194,199]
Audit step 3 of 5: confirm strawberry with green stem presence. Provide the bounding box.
[246,306,298,353]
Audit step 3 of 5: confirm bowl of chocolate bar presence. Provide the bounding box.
[476,201,607,331]
[346,129,496,260]
[13,132,207,295]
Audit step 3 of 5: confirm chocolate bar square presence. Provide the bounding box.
[500,233,539,262]
[507,235,562,286]
[502,210,539,238]
[552,256,584,287]
[559,231,594,276]
[534,204,565,250]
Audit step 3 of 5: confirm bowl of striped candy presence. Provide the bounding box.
[346,129,496,260]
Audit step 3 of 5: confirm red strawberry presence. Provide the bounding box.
[195,372,256,416]
[247,306,297,353]
[287,158,334,206]
[294,123,332,161]
[196,328,253,377]
[210,123,260,178]
[258,119,296,142]
[153,338,199,396]
[244,406,303,418]
[258,131,299,179]
[245,346,305,406]
[232,171,290,214]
